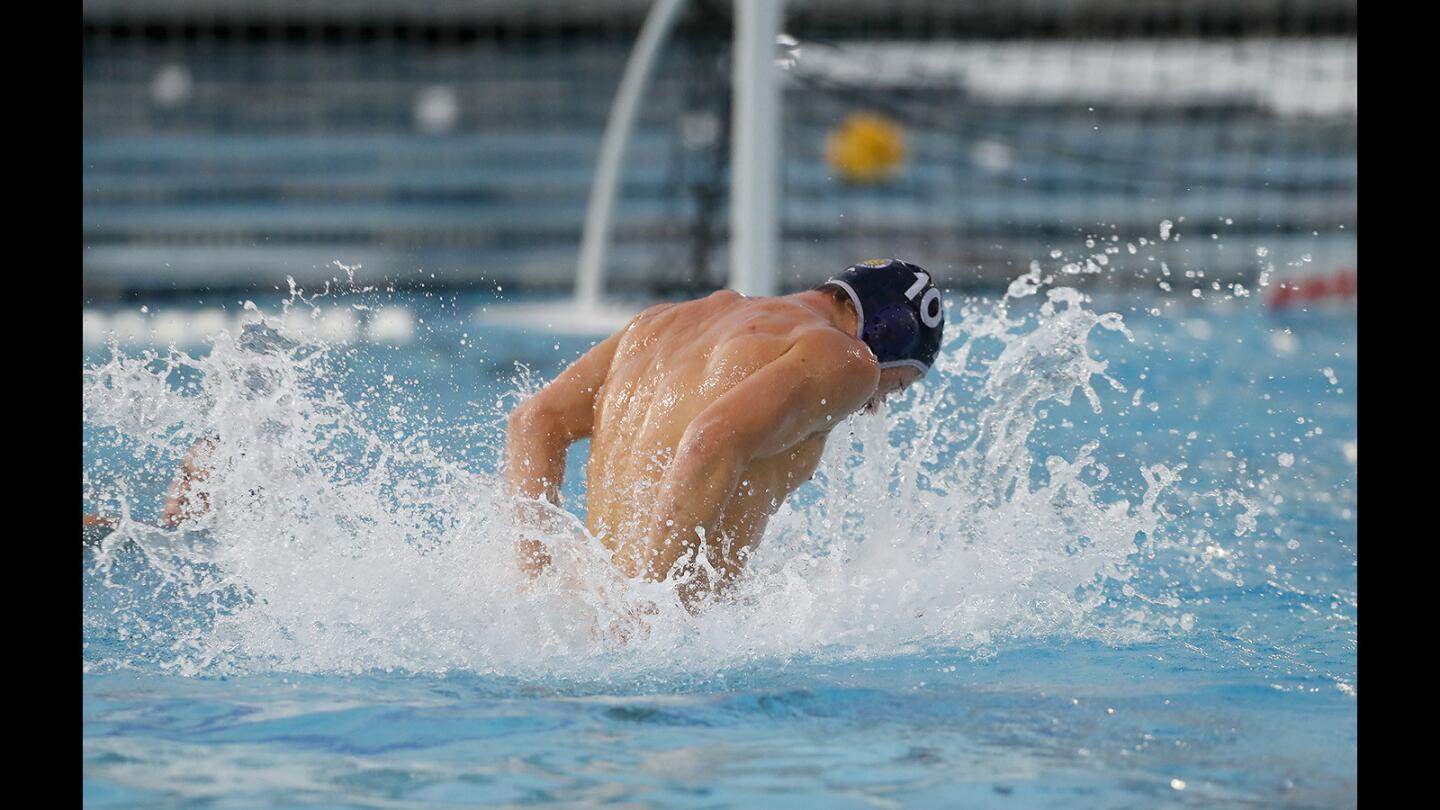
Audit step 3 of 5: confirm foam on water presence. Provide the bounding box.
[84,278,1232,682]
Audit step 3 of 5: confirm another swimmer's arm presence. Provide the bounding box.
[505,328,624,575]
[627,332,877,602]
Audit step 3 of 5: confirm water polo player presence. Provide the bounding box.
[506,259,945,608]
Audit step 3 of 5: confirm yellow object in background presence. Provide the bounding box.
[826,112,907,184]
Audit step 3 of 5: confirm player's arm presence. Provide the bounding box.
[85,435,215,542]
[505,325,626,574]
[620,330,878,597]
[83,514,116,529]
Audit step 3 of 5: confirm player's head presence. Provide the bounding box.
[818,258,945,377]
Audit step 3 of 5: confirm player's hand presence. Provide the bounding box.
[517,537,552,578]
[161,442,212,527]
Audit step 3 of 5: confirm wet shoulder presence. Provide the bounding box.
[611,291,738,363]
[717,300,875,376]
[629,290,742,328]
[790,324,879,382]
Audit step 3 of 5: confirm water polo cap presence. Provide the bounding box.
[821,258,945,373]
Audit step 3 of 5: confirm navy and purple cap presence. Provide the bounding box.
[821,258,945,373]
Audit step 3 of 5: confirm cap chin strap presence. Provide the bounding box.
[825,277,931,374]
[880,358,931,373]
[824,278,866,340]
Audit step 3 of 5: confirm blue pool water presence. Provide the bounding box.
[83,280,1356,807]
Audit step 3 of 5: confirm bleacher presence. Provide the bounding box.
[82,3,1357,297]
[83,39,699,295]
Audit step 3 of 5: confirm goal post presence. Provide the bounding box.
[574,0,690,310]
[576,0,785,308]
[728,0,784,297]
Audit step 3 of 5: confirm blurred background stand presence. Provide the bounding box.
[83,0,1356,305]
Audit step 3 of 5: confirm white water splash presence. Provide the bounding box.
[84,281,1189,679]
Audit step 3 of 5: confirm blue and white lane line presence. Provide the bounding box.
[82,306,416,347]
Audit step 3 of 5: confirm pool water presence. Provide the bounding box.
[83,278,1356,807]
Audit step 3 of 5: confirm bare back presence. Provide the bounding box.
[587,291,856,572]
[506,288,880,600]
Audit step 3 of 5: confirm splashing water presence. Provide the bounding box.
[84,281,1214,682]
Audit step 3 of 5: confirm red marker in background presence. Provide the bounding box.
[1268,267,1356,310]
